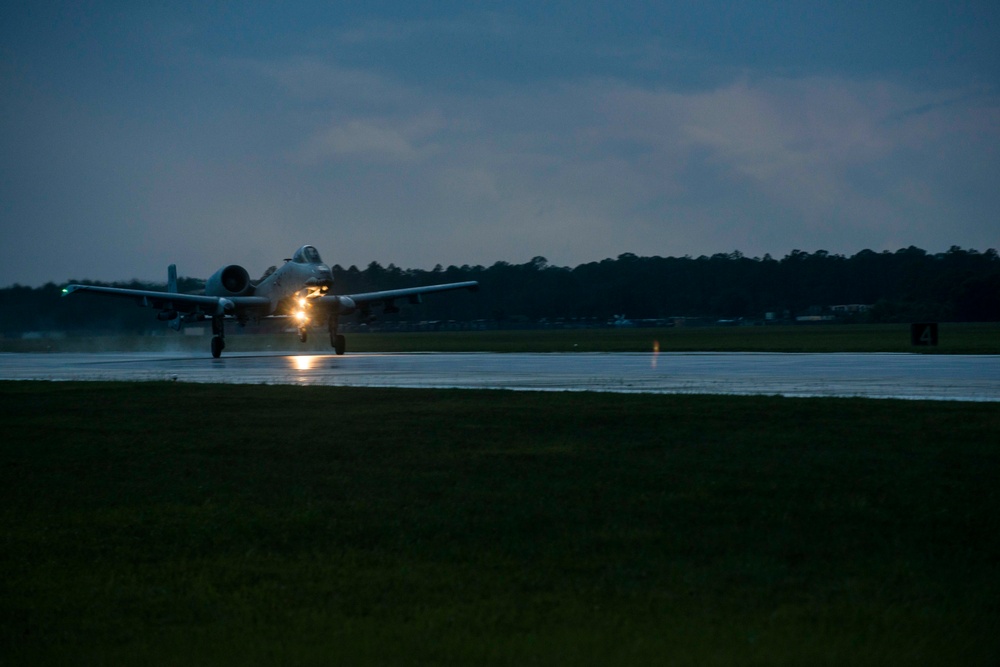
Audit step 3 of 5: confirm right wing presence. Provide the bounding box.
[61,284,271,316]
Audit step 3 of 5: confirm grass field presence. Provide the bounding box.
[4,322,1000,354]
[2,382,999,665]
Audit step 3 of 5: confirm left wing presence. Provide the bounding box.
[315,281,479,315]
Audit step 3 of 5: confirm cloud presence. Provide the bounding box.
[276,68,997,265]
[248,56,414,107]
[297,119,424,164]
[556,76,1000,252]
[3,8,998,287]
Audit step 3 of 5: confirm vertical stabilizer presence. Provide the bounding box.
[166,264,182,331]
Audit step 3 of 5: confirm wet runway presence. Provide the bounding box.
[2,351,998,401]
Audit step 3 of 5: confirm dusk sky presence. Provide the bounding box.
[2,2,998,286]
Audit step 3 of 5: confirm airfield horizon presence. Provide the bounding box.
[3,322,999,355]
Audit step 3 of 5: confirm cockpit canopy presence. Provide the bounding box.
[292,245,323,264]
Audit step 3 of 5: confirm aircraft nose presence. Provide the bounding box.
[317,264,333,286]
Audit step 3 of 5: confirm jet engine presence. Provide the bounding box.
[330,295,357,315]
[206,265,254,297]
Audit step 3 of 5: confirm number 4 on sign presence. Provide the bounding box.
[912,322,938,346]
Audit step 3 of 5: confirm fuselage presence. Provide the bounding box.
[240,245,333,316]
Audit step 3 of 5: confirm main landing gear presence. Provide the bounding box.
[299,324,343,353]
[329,315,346,355]
[208,313,346,358]
[211,315,226,358]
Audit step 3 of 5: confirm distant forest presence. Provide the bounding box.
[2,246,998,336]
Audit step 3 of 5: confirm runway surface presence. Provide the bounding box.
[2,351,998,401]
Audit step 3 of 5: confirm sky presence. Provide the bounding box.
[2,1,998,286]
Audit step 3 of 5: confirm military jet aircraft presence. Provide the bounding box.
[62,245,478,357]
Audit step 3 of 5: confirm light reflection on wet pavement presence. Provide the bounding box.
[2,352,998,401]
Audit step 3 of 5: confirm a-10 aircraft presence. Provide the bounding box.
[62,245,478,357]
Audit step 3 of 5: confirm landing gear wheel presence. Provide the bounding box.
[333,334,346,355]
[298,328,308,343]
[211,335,225,358]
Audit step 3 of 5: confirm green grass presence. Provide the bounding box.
[4,322,1000,354]
[2,382,999,665]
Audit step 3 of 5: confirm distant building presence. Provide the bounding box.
[830,304,872,314]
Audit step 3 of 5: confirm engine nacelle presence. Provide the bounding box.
[336,296,357,315]
[206,265,254,297]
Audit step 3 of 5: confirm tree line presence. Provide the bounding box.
[2,246,998,336]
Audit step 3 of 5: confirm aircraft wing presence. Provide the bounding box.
[342,281,480,305]
[315,281,479,313]
[61,284,271,314]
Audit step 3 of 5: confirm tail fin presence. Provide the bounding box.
[166,264,183,331]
